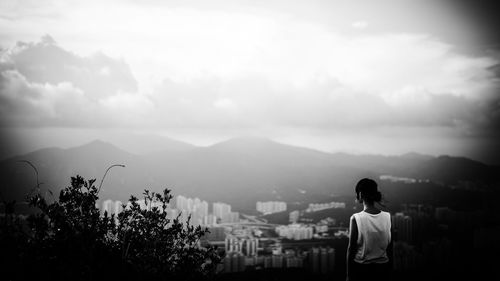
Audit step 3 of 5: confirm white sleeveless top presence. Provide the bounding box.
[352,211,391,264]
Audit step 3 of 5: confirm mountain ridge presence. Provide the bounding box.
[1,137,498,212]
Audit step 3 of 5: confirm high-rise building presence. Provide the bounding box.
[289,210,300,224]
[327,247,335,273]
[256,201,287,214]
[310,247,320,274]
[197,200,209,217]
[203,214,217,226]
[224,252,245,273]
[237,254,246,272]
[175,195,210,225]
[114,200,123,215]
[320,248,328,274]
[275,224,314,240]
[393,212,413,244]
[213,202,232,221]
[102,199,114,215]
[224,255,232,273]
[255,256,265,267]
[286,257,297,268]
[264,256,272,268]
[222,211,239,223]
[284,250,304,268]
[272,245,282,256]
[102,199,124,216]
[272,255,283,268]
[176,195,188,212]
[394,241,422,271]
[244,256,256,267]
[305,202,346,212]
[187,197,194,213]
[225,237,244,253]
[231,253,240,273]
[243,238,258,256]
[309,247,335,274]
[320,247,335,274]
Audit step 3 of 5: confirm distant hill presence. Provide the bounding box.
[1,137,498,213]
[100,133,197,155]
[0,140,141,204]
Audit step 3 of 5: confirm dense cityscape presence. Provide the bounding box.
[97,175,498,279]
[101,193,347,276]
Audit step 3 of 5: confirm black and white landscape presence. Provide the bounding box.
[1,1,500,280]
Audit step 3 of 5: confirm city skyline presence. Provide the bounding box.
[94,183,494,278]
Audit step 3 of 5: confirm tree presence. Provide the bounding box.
[1,175,221,281]
[114,189,221,280]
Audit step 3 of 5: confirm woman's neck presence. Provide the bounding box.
[363,202,378,212]
[363,202,373,208]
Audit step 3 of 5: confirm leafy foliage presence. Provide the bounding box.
[114,189,221,279]
[0,175,221,281]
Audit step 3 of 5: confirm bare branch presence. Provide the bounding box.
[98,164,126,194]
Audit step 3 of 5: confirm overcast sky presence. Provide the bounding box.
[1,0,499,164]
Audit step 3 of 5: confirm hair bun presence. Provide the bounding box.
[355,178,383,204]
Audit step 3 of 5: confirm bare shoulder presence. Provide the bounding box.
[349,214,356,224]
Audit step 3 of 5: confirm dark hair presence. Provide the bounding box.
[355,178,382,204]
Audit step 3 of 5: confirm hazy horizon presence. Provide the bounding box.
[0,131,494,166]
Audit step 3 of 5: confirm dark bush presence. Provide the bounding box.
[0,175,221,281]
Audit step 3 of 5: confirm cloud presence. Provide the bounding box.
[2,33,498,139]
[0,15,499,141]
[0,36,150,128]
[148,71,500,138]
[0,69,94,127]
[0,0,64,20]
[98,93,155,126]
[2,35,137,100]
[213,98,238,112]
[352,21,368,29]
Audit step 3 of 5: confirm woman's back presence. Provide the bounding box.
[352,210,391,264]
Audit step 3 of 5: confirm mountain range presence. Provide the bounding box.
[1,136,498,212]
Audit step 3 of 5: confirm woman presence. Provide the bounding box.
[346,178,392,281]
